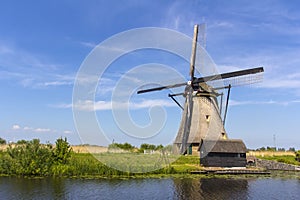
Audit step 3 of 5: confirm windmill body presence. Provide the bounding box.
[174,82,227,155]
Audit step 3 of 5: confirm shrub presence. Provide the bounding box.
[6,139,53,176]
[296,151,300,162]
[0,137,6,145]
[53,137,72,164]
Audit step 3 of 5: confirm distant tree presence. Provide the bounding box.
[140,143,149,150]
[155,144,164,151]
[140,143,164,151]
[121,142,135,151]
[149,144,156,150]
[16,139,28,145]
[288,147,296,152]
[0,137,6,145]
[108,143,119,149]
[256,147,266,151]
[108,142,135,151]
[267,146,276,151]
[277,148,286,152]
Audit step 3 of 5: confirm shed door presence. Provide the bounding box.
[188,145,192,155]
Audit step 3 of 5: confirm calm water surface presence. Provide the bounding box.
[0,176,299,200]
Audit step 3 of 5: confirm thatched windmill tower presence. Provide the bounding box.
[137,25,263,166]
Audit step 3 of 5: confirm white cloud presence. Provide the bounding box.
[79,41,97,48]
[34,128,51,133]
[14,124,72,135]
[23,126,33,130]
[43,81,73,87]
[12,124,21,130]
[68,99,176,111]
[63,130,72,134]
[14,125,53,133]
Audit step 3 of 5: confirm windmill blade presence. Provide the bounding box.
[137,82,187,94]
[189,24,199,81]
[193,67,264,85]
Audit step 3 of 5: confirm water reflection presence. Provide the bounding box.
[0,177,66,199]
[0,176,299,199]
[173,178,248,200]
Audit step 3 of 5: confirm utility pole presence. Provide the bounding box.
[273,134,276,151]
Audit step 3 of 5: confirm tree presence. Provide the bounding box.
[277,147,285,152]
[121,142,135,151]
[288,147,296,152]
[296,151,300,162]
[155,144,164,151]
[267,146,276,151]
[53,137,72,164]
[16,139,28,145]
[256,147,266,151]
[0,137,6,145]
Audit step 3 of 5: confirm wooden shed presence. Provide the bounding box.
[199,139,247,167]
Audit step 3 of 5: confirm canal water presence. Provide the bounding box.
[0,176,299,199]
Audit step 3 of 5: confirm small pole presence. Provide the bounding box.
[220,92,223,115]
[223,84,231,126]
[169,94,184,110]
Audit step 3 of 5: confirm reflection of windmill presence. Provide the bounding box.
[137,24,264,156]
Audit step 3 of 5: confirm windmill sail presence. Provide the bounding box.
[137,67,264,94]
[189,25,198,80]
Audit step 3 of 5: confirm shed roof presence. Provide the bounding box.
[200,139,246,153]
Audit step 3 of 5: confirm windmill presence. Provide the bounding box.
[137,24,264,155]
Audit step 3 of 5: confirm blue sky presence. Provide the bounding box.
[0,0,300,149]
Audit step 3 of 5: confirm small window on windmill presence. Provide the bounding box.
[221,132,227,139]
[205,115,210,122]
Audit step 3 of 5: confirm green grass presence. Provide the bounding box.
[171,155,202,173]
[62,153,202,177]
[0,151,203,177]
[257,155,300,166]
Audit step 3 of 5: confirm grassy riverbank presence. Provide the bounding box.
[0,152,203,178]
[1,151,300,179]
[0,139,299,178]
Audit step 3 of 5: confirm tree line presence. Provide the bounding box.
[108,142,171,153]
[252,146,297,152]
